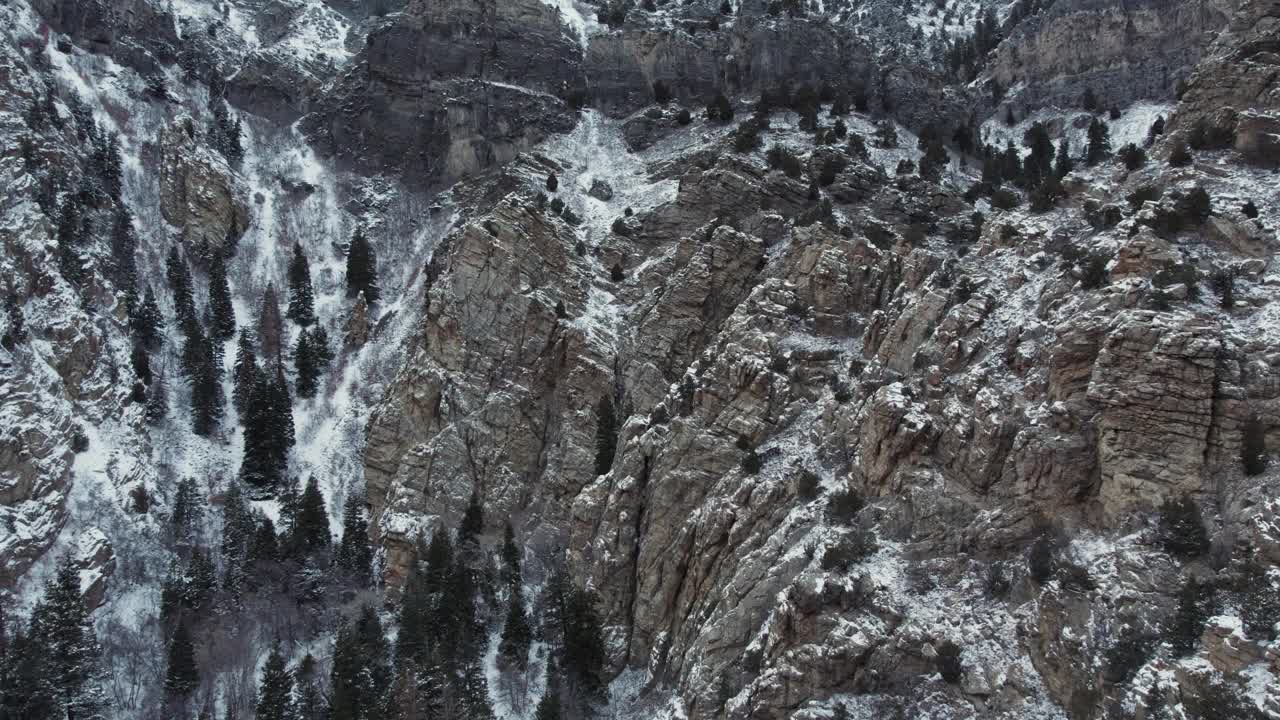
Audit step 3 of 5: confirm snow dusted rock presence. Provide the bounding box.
[1203,615,1264,674]
[73,527,115,610]
[588,178,614,201]
[157,117,250,258]
[1086,311,1244,516]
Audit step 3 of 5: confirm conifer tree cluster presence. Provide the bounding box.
[0,556,108,719]
[207,72,244,169]
[240,362,296,494]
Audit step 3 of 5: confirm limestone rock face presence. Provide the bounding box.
[1172,0,1280,165]
[986,0,1226,114]
[158,118,250,257]
[302,0,583,187]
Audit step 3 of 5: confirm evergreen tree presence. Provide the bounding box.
[240,369,289,494]
[294,330,320,400]
[594,394,618,476]
[258,284,285,366]
[232,331,258,422]
[293,476,330,554]
[501,522,520,591]
[499,594,532,667]
[1157,494,1209,559]
[3,295,27,347]
[286,243,316,327]
[164,623,199,697]
[109,206,138,298]
[274,363,296,449]
[171,476,204,541]
[1169,576,1216,656]
[146,370,169,424]
[534,666,562,720]
[249,515,281,564]
[255,641,295,720]
[295,654,326,720]
[28,555,108,717]
[310,326,334,370]
[336,495,372,584]
[54,197,88,285]
[187,327,224,437]
[1022,121,1054,187]
[1054,137,1073,179]
[395,536,432,667]
[1145,116,1166,147]
[132,287,164,351]
[93,130,123,199]
[208,251,236,340]
[1000,140,1022,183]
[345,228,381,306]
[330,606,391,720]
[561,586,606,707]
[1086,118,1112,165]
[167,247,200,337]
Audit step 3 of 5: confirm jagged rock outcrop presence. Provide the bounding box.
[985,0,1228,115]
[158,117,251,257]
[302,0,583,186]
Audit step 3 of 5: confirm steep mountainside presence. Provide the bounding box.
[1,0,1278,719]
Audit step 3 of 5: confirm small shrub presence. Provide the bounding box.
[1079,252,1110,290]
[1210,267,1236,309]
[1238,564,1280,641]
[1102,628,1156,685]
[1029,535,1056,584]
[985,562,1011,598]
[765,144,804,178]
[71,427,90,453]
[1158,494,1210,559]
[653,80,673,104]
[555,300,568,319]
[1169,140,1192,167]
[825,489,865,525]
[991,188,1020,210]
[130,485,151,514]
[706,93,734,124]
[561,208,582,226]
[1058,563,1095,592]
[818,155,848,186]
[550,197,565,214]
[676,108,692,125]
[1118,143,1147,170]
[846,133,867,159]
[546,172,559,192]
[935,640,963,683]
[611,217,632,237]
[609,263,624,282]
[821,531,877,571]
[741,449,762,475]
[797,470,820,501]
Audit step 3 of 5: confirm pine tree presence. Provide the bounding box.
[534,666,562,720]
[294,476,329,554]
[345,227,381,305]
[232,331,258,422]
[54,197,87,285]
[287,243,317,327]
[1086,118,1112,165]
[164,622,200,697]
[1169,576,1216,656]
[310,326,334,369]
[330,606,391,720]
[167,247,200,337]
[3,294,27,347]
[171,477,204,541]
[294,331,320,399]
[146,370,169,424]
[295,654,326,720]
[1157,494,1209,558]
[594,394,618,476]
[258,284,284,366]
[28,555,108,717]
[109,206,138,297]
[249,515,281,564]
[1053,137,1073,179]
[499,595,532,667]
[395,536,432,667]
[208,252,236,340]
[255,641,296,720]
[561,586,606,708]
[336,495,373,584]
[501,522,520,591]
[188,327,224,437]
[241,369,288,493]
[132,287,164,351]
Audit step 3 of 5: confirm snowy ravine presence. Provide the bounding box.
[1,0,450,713]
